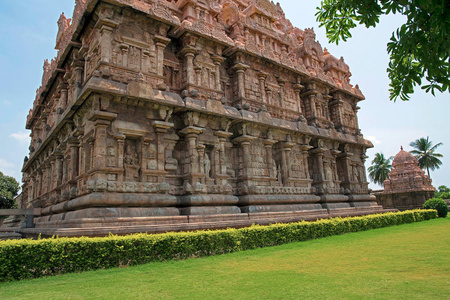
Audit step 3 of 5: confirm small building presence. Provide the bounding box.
[376,147,435,210]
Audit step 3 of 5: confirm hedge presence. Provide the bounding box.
[423,198,448,218]
[0,209,438,282]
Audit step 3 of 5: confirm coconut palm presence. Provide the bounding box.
[409,136,443,178]
[368,153,393,186]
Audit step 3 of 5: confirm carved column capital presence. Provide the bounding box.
[232,135,255,145]
[152,120,174,133]
[179,126,205,136]
[214,131,233,139]
[180,46,199,57]
[300,145,313,151]
[211,54,225,65]
[231,62,249,73]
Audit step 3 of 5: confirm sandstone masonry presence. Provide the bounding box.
[19,0,384,237]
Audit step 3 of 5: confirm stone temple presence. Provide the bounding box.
[19,0,385,237]
[375,147,435,210]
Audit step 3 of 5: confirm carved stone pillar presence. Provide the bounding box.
[301,84,318,122]
[308,94,317,120]
[281,141,294,186]
[55,151,64,187]
[49,159,56,190]
[232,135,255,179]
[257,72,268,103]
[310,146,326,193]
[141,138,151,175]
[329,95,344,128]
[67,137,79,181]
[180,126,204,184]
[277,78,286,107]
[120,45,129,67]
[89,111,117,171]
[59,82,68,108]
[337,146,354,192]
[116,135,125,181]
[293,82,304,114]
[142,50,151,73]
[96,18,119,63]
[214,131,232,184]
[352,104,361,130]
[41,163,48,194]
[28,176,35,205]
[197,144,205,183]
[360,153,369,184]
[165,133,179,174]
[87,137,95,174]
[70,54,84,102]
[212,55,225,91]
[231,63,249,100]
[37,171,43,197]
[154,35,171,77]
[264,138,276,179]
[330,149,341,185]
[181,46,198,86]
[300,144,313,179]
[153,121,174,172]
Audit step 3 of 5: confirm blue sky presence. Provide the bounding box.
[0,0,448,190]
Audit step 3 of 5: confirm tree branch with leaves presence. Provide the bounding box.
[316,0,450,101]
[0,171,20,210]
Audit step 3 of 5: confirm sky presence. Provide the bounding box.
[0,0,448,190]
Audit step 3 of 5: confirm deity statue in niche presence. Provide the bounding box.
[324,160,334,187]
[331,160,337,182]
[124,139,140,181]
[356,163,363,183]
[276,164,282,182]
[351,164,358,182]
[146,143,157,170]
[106,140,117,167]
[204,153,211,178]
[271,158,277,178]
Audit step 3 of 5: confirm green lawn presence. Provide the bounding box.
[1,218,449,300]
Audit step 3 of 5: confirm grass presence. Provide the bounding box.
[1,217,449,299]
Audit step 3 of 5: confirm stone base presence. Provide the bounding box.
[240,204,323,213]
[0,231,22,240]
[375,191,434,211]
[2,192,392,239]
[179,206,241,215]
[18,206,392,238]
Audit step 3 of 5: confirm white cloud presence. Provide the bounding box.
[0,159,21,181]
[10,132,30,143]
[0,158,15,172]
[2,100,12,106]
[366,135,381,145]
[0,158,14,169]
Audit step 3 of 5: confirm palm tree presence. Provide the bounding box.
[409,136,443,178]
[368,153,393,186]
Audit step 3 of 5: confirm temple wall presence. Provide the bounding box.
[18,0,381,234]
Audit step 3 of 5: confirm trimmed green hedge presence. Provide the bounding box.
[0,209,438,282]
[423,198,448,218]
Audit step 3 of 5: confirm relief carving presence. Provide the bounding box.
[124,139,140,181]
